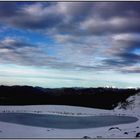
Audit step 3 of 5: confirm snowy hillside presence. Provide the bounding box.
[112,92,140,138]
[115,92,140,114]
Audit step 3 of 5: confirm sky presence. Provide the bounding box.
[0,2,140,88]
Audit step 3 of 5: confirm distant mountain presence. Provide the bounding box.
[0,85,139,109]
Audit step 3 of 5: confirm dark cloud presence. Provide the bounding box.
[103,52,140,67]
[102,33,140,72]
[0,38,34,50]
[122,67,140,73]
[0,2,140,36]
[0,2,17,17]
[92,2,140,19]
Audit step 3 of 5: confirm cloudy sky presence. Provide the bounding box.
[0,2,140,88]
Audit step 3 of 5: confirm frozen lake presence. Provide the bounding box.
[0,113,138,129]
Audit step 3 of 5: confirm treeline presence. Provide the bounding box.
[0,85,139,109]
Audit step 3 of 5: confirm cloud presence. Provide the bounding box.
[0,2,140,74]
[0,37,34,50]
[120,66,140,73]
[19,2,140,35]
[53,34,80,43]
[0,2,17,18]
[102,33,140,71]
[0,2,140,36]
[0,37,101,71]
[0,37,57,66]
[80,17,140,35]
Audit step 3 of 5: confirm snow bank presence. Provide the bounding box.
[0,105,111,116]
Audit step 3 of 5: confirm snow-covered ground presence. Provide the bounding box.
[0,93,140,138]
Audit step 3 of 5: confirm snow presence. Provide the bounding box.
[0,93,140,138]
[0,105,111,116]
